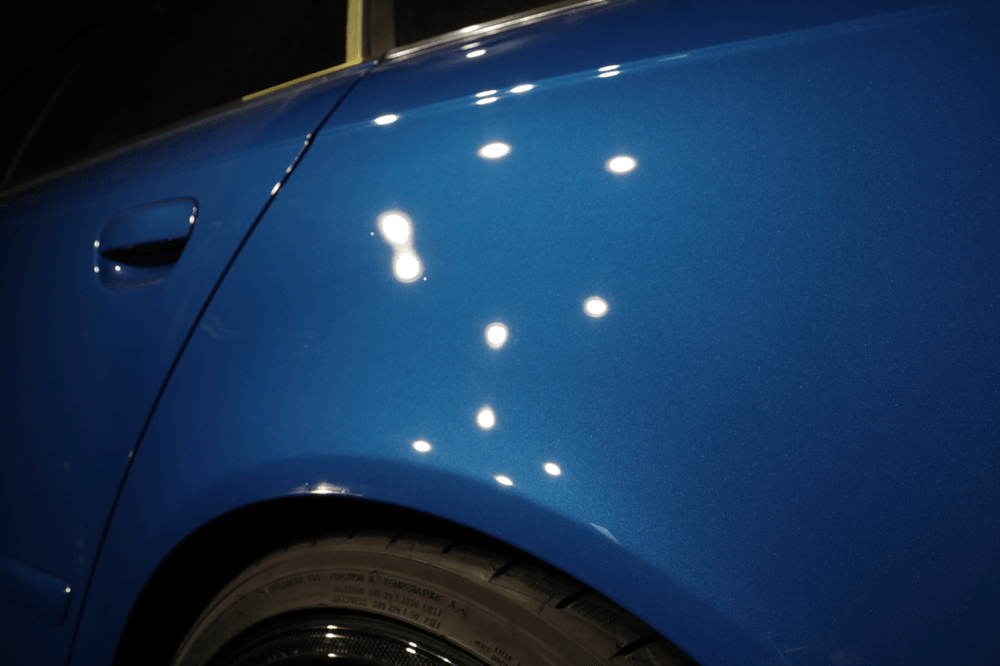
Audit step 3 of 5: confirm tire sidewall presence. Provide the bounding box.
[170,540,601,666]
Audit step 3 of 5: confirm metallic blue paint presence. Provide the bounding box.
[2,1,999,665]
[0,67,368,665]
[0,554,72,626]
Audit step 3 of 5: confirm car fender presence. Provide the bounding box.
[74,1,1000,665]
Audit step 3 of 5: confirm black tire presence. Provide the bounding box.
[169,531,696,666]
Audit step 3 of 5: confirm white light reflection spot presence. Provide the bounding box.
[374,114,398,125]
[485,323,508,349]
[93,266,99,273]
[584,297,608,317]
[460,25,480,33]
[65,587,71,594]
[478,142,510,159]
[466,49,486,58]
[477,407,496,430]
[394,253,421,281]
[475,89,497,97]
[591,523,621,544]
[606,156,636,173]
[325,633,335,638]
[475,97,498,105]
[510,84,534,93]
[544,463,562,476]
[328,654,336,659]
[407,648,417,655]
[495,475,513,486]
[598,64,619,72]
[189,215,196,224]
[93,240,100,248]
[309,482,348,495]
[461,42,481,50]
[412,440,432,453]
[598,70,620,78]
[379,213,411,245]
[114,265,121,272]
[327,626,337,630]
[271,182,281,195]
[408,643,418,648]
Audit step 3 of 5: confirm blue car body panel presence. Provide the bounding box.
[0,68,367,665]
[2,1,999,665]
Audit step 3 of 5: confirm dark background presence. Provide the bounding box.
[0,0,551,193]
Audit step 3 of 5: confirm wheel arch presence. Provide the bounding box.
[111,494,545,666]
[83,448,761,666]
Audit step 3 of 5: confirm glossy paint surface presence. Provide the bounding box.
[75,1,1000,665]
[0,554,71,626]
[0,66,366,665]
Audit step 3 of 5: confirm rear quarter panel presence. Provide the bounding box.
[80,1,999,665]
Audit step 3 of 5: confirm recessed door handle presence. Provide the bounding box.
[95,198,197,289]
[99,237,189,267]
[98,198,197,264]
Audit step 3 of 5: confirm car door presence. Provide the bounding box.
[0,45,367,666]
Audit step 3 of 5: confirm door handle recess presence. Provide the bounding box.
[95,198,197,289]
[99,237,189,267]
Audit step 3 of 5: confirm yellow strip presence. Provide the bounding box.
[242,0,365,102]
[345,0,364,64]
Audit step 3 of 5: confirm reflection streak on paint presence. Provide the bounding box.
[478,142,510,159]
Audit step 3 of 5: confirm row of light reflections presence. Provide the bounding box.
[474,140,636,176]
[365,60,629,490]
[371,64,637,176]
[372,126,634,280]
[374,211,608,489]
